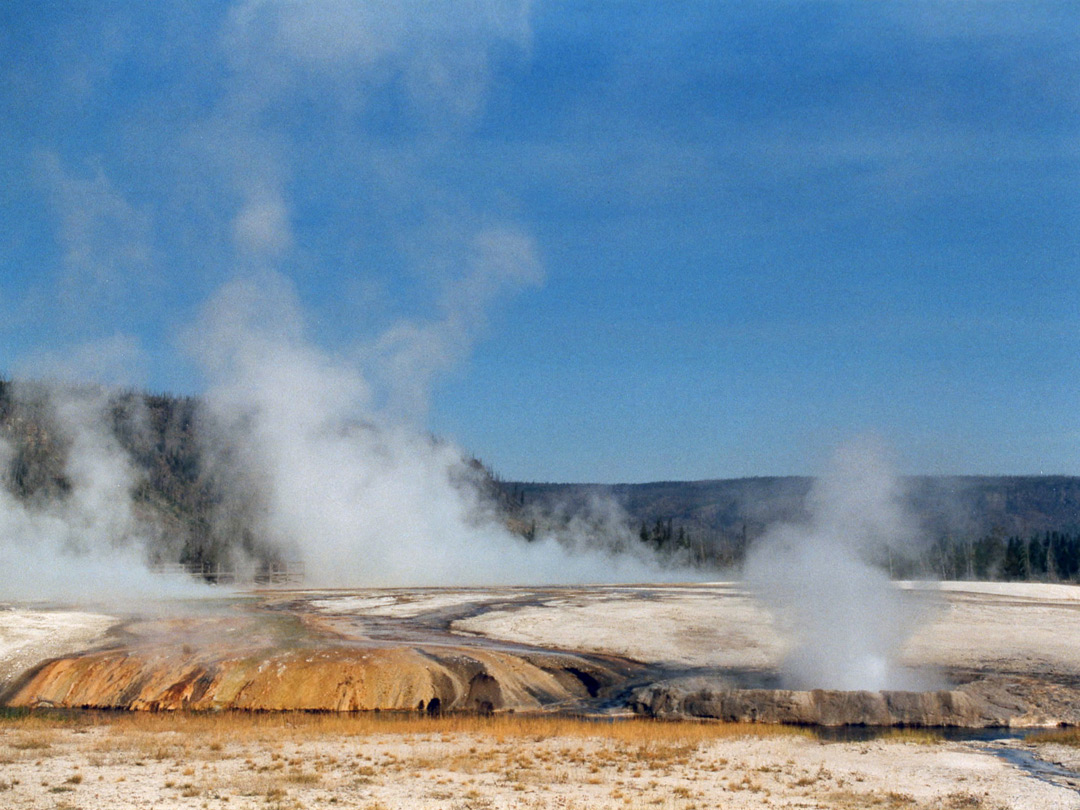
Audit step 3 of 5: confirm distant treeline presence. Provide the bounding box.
[502,478,1080,582]
[623,512,1080,582]
[635,517,745,568]
[0,380,285,573]
[911,531,1080,582]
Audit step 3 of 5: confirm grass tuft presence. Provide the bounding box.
[1027,726,1080,746]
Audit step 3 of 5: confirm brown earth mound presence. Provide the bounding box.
[3,644,628,713]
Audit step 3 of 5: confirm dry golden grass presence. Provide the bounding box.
[0,709,820,808]
[873,728,946,745]
[6,732,55,751]
[826,789,920,808]
[826,789,996,809]
[0,708,809,747]
[1027,726,1080,746]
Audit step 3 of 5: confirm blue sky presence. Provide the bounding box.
[1,1,1078,483]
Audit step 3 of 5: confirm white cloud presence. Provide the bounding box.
[211,0,535,268]
[231,190,293,259]
[219,0,534,136]
[37,152,157,320]
[193,1,546,421]
[371,225,543,420]
[226,0,530,75]
[227,0,409,69]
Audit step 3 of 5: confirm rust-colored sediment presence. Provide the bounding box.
[4,644,624,713]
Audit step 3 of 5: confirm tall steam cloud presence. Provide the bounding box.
[0,268,687,600]
[189,268,682,587]
[744,440,929,691]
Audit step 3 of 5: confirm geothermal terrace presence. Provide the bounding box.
[4,581,1080,727]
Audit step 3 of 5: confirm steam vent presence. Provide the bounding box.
[5,582,1080,728]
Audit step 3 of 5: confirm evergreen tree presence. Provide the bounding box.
[1002,536,1029,580]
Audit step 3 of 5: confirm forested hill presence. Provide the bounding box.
[506,476,1080,543]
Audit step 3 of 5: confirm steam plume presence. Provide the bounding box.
[0,383,205,603]
[744,439,928,691]
[190,271,685,587]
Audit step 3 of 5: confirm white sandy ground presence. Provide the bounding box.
[902,583,1080,674]
[0,610,117,687]
[454,584,784,669]
[0,722,1078,810]
[909,581,1080,601]
[451,581,1080,675]
[309,591,503,618]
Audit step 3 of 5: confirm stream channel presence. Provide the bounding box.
[814,726,1080,793]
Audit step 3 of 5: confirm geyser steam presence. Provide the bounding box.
[745,440,927,691]
[0,383,206,603]
[0,268,685,601]
[187,271,683,587]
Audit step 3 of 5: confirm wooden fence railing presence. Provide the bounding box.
[149,560,305,586]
